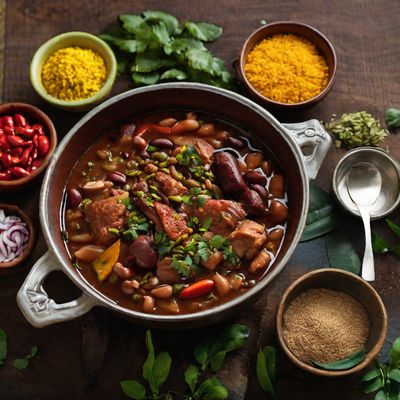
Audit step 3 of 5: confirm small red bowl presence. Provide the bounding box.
[0,102,57,192]
[236,21,337,111]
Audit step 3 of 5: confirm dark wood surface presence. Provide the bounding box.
[1,1,400,399]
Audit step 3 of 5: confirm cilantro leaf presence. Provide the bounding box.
[164,38,207,55]
[142,10,180,36]
[155,231,175,258]
[133,49,176,72]
[151,21,171,45]
[100,35,146,53]
[120,14,147,34]
[184,21,223,42]
[186,49,225,76]
[171,255,192,278]
[132,71,161,85]
[160,68,187,81]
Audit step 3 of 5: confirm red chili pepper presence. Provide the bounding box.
[9,166,30,178]
[32,124,44,135]
[3,126,15,135]
[14,126,35,137]
[14,113,27,128]
[134,123,172,136]
[3,116,14,128]
[0,134,10,151]
[178,279,215,300]
[7,135,26,147]
[37,135,50,156]
[0,169,12,180]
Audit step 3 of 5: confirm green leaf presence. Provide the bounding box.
[362,369,382,382]
[389,337,400,369]
[0,329,7,365]
[160,68,187,81]
[143,330,155,385]
[184,21,223,42]
[133,49,176,73]
[325,231,361,274]
[164,38,206,55]
[313,350,366,371]
[301,214,339,242]
[132,71,161,85]
[256,348,277,399]
[363,376,384,394]
[100,35,145,53]
[375,389,389,400]
[308,181,333,212]
[386,108,400,129]
[263,346,277,383]
[152,351,172,393]
[119,14,147,35]
[186,49,225,76]
[210,351,226,371]
[372,232,390,254]
[184,364,199,393]
[13,358,29,370]
[388,369,400,384]
[28,346,38,359]
[151,21,171,45]
[203,385,229,400]
[194,377,228,399]
[121,380,147,400]
[386,219,400,238]
[143,10,180,35]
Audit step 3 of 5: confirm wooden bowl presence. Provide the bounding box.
[0,203,36,269]
[0,102,57,192]
[236,21,337,111]
[276,268,387,377]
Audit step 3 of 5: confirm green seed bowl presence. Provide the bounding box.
[30,31,117,113]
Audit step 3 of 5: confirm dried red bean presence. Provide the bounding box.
[132,136,147,151]
[14,114,27,127]
[244,170,267,186]
[226,136,245,149]
[107,171,127,185]
[32,124,44,136]
[0,134,10,151]
[31,158,43,168]
[15,127,35,137]
[37,135,50,156]
[113,262,135,279]
[67,188,82,208]
[139,150,150,159]
[250,184,269,202]
[214,152,247,194]
[150,138,174,149]
[3,116,13,128]
[0,169,12,180]
[9,166,29,178]
[3,126,15,135]
[7,135,26,147]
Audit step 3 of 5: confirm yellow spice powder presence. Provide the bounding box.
[244,33,329,104]
[41,46,107,101]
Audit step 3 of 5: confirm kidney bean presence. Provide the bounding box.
[132,135,146,151]
[32,124,44,135]
[37,135,50,156]
[31,148,38,160]
[32,158,43,169]
[18,146,32,165]
[245,152,264,169]
[171,119,199,135]
[9,166,29,178]
[0,169,12,180]
[15,127,35,137]
[214,152,247,194]
[269,200,288,223]
[0,117,3,128]
[150,138,174,149]
[139,149,150,159]
[7,135,26,147]
[197,123,215,137]
[14,114,27,127]
[3,126,15,135]
[21,156,32,168]
[269,174,285,198]
[0,134,10,150]
[82,180,105,193]
[151,284,173,299]
[129,235,158,269]
[32,134,39,148]
[240,189,267,215]
[121,279,140,295]
[2,153,13,167]
[205,137,223,149]
[179,279,214,299]
[107,171,127,185]
[67,188,82,208]
[143,295,155,313]
[226,136,245,149]
[3,116,13,128]
[113,262,135,280]
[244,170,267,186]
[9,147,23,157]
[250,184,269,202]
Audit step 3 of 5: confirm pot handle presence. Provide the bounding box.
[282,119,332,179]
[17,251,96,328]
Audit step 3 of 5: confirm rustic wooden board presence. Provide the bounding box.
[1,1,400,399]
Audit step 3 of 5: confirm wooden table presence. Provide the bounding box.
[1,1,399,399]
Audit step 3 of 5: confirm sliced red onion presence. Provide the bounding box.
[0,209,30,263]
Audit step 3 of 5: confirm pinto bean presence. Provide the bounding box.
[198,123,215,137]
[245,152,264,169]
[269,200,288,223]
[171,119,199,135]
[240,189,266,215]
[132,136,147,151]
[121,279,140,295]
[269,174,285,198]
[261,160,273,176]
[69,233,93,243]
[226,136,245,149]
[150,138,174,149]
[214,152,247,194]
[159,118,177,127]
[129,235,158,269]
[151,284,173,299]
[74,245,104,262]
[143,277,160,289]
[244,171,267,186]
[212,273,231,295]
[82,180,105,193]
[157,299,180,313]
[113,262,135,279]
[237,159,247,173]
[205,137,223,148]
[250,184,269,202]
[143,295,155,313]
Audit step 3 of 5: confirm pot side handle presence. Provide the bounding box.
[17,251,96,328]
[283,119,332,179]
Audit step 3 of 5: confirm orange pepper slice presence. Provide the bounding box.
[92,239,120,282]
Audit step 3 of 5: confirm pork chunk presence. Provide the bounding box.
[194,139,214,164]
[228,219,267,259]
[154,171,188,197]
[194,199,246,236]
[84,196,126,246]
[156,257,181,283]
[154,202,191,240]
[249,249,271,273]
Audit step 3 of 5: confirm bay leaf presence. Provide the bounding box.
[312,349,366,370]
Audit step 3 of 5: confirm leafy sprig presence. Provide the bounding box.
[372,219,400,256]
[256,346,277,400]
[13,346,39,370]
[100,11,236,90]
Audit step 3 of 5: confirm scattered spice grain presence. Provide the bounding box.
[244,33,329,104]
[41,47,107,101]
[283,288,369,364]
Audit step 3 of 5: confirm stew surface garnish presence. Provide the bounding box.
[63,111,289,315]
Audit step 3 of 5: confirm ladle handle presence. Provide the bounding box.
[358,205,375,281]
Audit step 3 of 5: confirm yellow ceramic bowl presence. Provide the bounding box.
[30,31,117,112]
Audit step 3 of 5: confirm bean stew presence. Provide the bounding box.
[62,111,289,315]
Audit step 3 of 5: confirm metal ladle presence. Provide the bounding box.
[347,162,382,281]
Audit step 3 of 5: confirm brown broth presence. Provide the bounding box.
[62,110,288,315]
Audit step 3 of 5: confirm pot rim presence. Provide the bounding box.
[40,82,310,322]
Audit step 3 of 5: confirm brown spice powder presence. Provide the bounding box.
[282,288,369,364]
